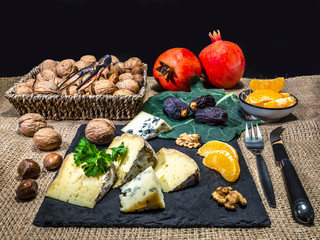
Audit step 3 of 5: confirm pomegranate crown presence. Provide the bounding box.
[209,30,222,43]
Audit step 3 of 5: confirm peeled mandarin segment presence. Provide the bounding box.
[245,89,282,106]
[279,92,291,98]
[249,77,285,92]
[197,140,238,161]
[202,150,240,182]
[262,96,296,108]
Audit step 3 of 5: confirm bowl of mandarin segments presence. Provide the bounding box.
[239,89,298,122]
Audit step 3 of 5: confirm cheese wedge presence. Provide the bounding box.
[108,133,158,188]
[121,111,172,140]
[154,148,200,193]
[46,153,117,208]
[119,166,165,212]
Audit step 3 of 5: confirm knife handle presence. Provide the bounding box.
[281,159,315,226]
[256,154,276,208]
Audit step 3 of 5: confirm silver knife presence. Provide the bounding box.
[270,126,314,226]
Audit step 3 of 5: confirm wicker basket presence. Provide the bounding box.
[5,64,147,120]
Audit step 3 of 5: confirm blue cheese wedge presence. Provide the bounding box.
[154,148,200,193]
[119,166,165,212]
[46,153,117,208]
[108,133,158,188]
[121,111,172,140]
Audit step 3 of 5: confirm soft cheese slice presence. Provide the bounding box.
[108,133,158,188]
[119,166,165,212]
[155,148,200,193]
[46,153,116,208]
[121,111,172,140]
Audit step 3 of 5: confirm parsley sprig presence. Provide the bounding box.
[74,137,127,177]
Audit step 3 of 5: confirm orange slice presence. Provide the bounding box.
[245,89,282,106]
[250,77,285,92]
[279,92,291,98]
[197,140,238,161]
[203,150,240,182]
[262,96,296,108]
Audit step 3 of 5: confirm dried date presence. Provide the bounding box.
[189,95,216,112]
[163,97,190,119]
[194,107,228,126]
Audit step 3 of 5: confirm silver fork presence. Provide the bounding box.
[245,123,276,208]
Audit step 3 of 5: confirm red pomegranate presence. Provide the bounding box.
[153,48,201,91]
[199,30,245,88]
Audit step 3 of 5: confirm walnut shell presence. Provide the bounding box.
[36,69,56,82]
[15,83,33,95]
[91,80,117,95]
[116,79,140,94]
[56,59,76,78]
[119,73,133,81]
[33,128,62,151]
[80,55,96,64]
[34,80,58,94]
[113,89,135,96]
[75,60,90,71]
[132,74,144,87]
[18,113,47,137]
[85,118,115,145]
[25,78,36,89]
[40,59,57,72]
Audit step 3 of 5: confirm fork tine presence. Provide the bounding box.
[256,123,262,140]
[251,123,256,139]
[245,123,250,141]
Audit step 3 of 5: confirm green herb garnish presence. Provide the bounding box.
[73,137,127,177]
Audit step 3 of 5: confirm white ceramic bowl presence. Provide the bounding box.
[239,89,298,122]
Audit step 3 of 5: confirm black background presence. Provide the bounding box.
[1,0,320,78]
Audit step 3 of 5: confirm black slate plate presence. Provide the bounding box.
[33,124,270,228]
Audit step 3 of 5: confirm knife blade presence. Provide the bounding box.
[270,126,314,226]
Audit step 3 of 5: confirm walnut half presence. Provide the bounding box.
[212,187,247,210]
[175,133,201,148]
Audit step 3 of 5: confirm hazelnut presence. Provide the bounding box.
[36,69,56,83]
[15,83,33,95]
[113,89,135,96]
[119,73,133,81]
[80,55,96,64]
[85,118,115,145]
[40,59,57,72]
[56,59,76,78]
[25,78,36,89]
[132,74,144,87]
[131,65,143,75]
[34,80,58,94]
[43,153,63,170]
[18,113,47,137]
[91,80,117,95]
[16,179,38,200]
[33,127,62,151]
[17,159,41,179]
[116,79,140,94]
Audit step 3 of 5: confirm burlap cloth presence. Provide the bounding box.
[0,75,319,239]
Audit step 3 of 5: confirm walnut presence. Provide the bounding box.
[113,89,135,96]
[111,55,119,64]
[176,133,201,148]
[15,83,33,95]
[131,65,143,75]
[18,113,47,137]
[75,60,90,71]
[36,69,56,82]
[91,80,117,95]
[124,57,143,72]
[212,187,247,210]
[25,78,36,89]
[119,72,133,81]
[56,59,76,78]
[109,62,125,75]
[132,74,144,87]
[80,55,96,64]
[54,77,63,86]
[33,127,62,151]
[34,80,57,94]
[107,73,119,84]
[85,118,115,145]
[40,59,57,72]
[116,80,140,94]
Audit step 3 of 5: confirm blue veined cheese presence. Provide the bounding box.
[121,111,172,140]
[46,153,117,208]
[154,148,200,193]
[119,166,165,212]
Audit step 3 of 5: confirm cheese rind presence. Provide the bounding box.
[119,166,165,212]
[121,111,172,140]
[46,153,117,208]
[155,148,200,193]
[108,133,158,188]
